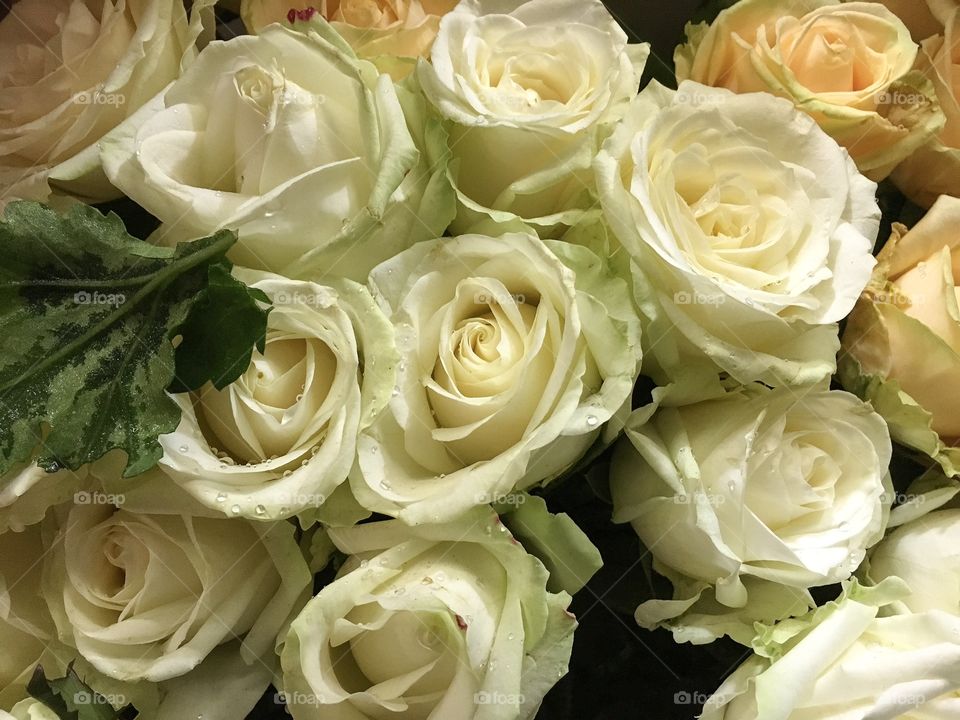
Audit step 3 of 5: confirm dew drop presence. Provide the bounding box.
[585,415,598,427]
[380,480,392,491]
[216,493,227,503]
[230,504,241,515]
[255,505,267,516]
[179,444,189,453]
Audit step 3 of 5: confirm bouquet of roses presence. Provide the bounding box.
[2,0,960,718]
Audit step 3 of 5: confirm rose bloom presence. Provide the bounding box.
[240,0,459,77]
[611,386,892,644]
[595,81,878,402]
[879,0,958,39]
[42,500,311,682]
[0,524,67,707]
[355,232,640,525]
[0,701,57,720]
[280,509,576,720]
[101,22,454,279]
[676,0,945,180]
[842,195,960,472]
[893,9,960,207]
[418,0,648,234]
[0,0,212,206]
[159,270,396,522]
[867,509,960,614]
[0,459,86,533]
[701,582,960,719]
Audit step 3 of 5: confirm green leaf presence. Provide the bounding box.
[170,264,269,392]
[28,665,137,720]
[497,493,603,596]
[0,201,269,478]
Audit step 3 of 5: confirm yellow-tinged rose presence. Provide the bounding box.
[676,0,945,180]
[240,0,458,77]
[0,0,213,206]
[893,9,960,207]
[842,195,960,467]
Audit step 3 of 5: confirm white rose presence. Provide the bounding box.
[0,460,86,533]
[595,81,879,402]
[702,581,960,719]
[280,508,576,720]
[101,21,454,280]
[0,0,212,206]
[159,269,396,521]
[0,525,65,708]
[610,386,892,644]
[0,701,57,720]
[866,509,960,614]
[356,232,641,524]
[675,0,945,180]
[418,0,648,235]
[41,501,311,682]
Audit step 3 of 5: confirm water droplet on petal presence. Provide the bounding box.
[230,504,241,515]
[216,493,227,503]
[586,415,598,427]
[255,505,266,516]
[179,445,189,453]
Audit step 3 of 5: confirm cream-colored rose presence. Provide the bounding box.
[41,501,311,683]
[866,509,960,614]
[0,0,212,206]
[101,22,454,279]
[676,0,944,180]
[0,459,86,533]
[611,386,892,644]
[356,232,641,525]
[893,10,960,207]
[279,509,576,720]
[842,194,960,472]
[879,0,959,39]
[241,0,458,77]
[0,525,68,708]
[1,701,57,720]
[702,581,960,719]
[159,270,396,521]
[418,0,648,235]
[595,81,879,402]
